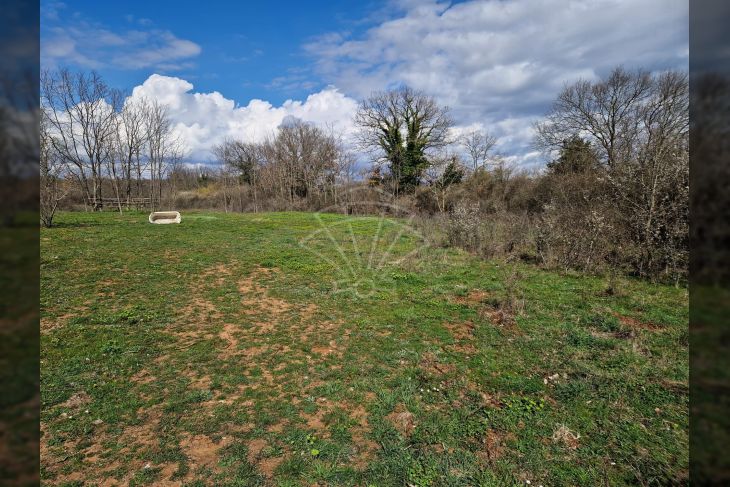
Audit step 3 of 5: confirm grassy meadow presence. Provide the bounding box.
[40,210,688,486]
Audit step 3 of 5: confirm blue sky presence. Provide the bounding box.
[41,0,391,104]
[41,0,689,167]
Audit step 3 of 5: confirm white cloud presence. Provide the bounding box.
[128,74,359,162]
[41,8,201,72]
[305,0,689,166]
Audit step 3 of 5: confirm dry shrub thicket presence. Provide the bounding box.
[42,67,689,283]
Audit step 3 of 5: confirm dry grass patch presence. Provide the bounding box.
[386,404,416,437]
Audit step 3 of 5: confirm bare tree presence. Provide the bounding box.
[144,100,183,210]
[355,86,453,194]
[103,90,126,214]
[40,111,68,227]
[460,129,497,171]
[41,68,119,210]
[609,70,689,280]
[534,66,653,168]
[534,67,689,280]
[213,138,264,212]
[115,96,149,207]
[212,138,260,184]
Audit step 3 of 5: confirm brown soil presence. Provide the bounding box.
[451,290,518,329]
[179,434,233,468]
[453,289,490,305]
[611,311,663,331]
[60,391,91,410]
[478,429,506,462]
[449,342,478,355]
[130,369,156,385]
[386,404,416,437]
[419,351,455,376]
[259,455,285,478]
[301,409,329,434]
[479,306,517,328]
[246,438,268,462]
[219,322,239,349]
[444,320,475,340]
[41,263,355,484]
[349,405,379,469]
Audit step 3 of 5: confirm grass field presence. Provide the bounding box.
[40,210,688,486]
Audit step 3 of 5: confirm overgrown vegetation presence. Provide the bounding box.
[42,66,688,283]
[41,210,688,485]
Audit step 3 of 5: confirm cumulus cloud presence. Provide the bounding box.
[41,3,201,72]
[305,0,689,166]
[128,74,358,162]
[41,0,688,169]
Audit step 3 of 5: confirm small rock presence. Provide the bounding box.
[92,419,104,425]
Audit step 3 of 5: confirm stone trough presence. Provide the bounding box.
[149,211,181,224]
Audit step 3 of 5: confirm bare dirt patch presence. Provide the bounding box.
[120,408,163,452]
[611,312,663,331]
[60,391,91,410]
[130,368,156,385]
[444,320,475,340]
[180,433,232,468]
[300,303,318,320]
[386,404,416,437]
[219,322,239,350]
[311,340,343,358]
[449,342,479,355]
[200,263,234,287]
[476,429,515,464]
[41,307,89,332]
[451,290,519,329]
[552,424,581,450]
[419,352,455,376]
[479,306,517,328]
[478,430,505,462]
[301,409,329,435]
[246,438,268,462]
[348,405,379,469]
[260,455,285,478]
[185,372,212,390]
[453,289,490,305]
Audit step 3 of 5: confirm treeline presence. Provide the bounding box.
[41,66,688,282]
[426,67,688,283]
[41,68,183,225]
[210,120,357,212]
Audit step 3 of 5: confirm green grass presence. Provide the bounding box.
[41,210,688,486]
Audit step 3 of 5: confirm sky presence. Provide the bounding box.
[41,0,689,168]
